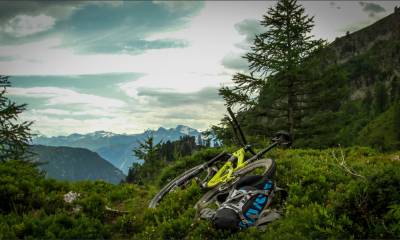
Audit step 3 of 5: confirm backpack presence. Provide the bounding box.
[211,175,277,231]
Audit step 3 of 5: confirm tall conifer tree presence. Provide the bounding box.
[0,75,33,162]
[219,0,323,138]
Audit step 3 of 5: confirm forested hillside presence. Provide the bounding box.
[216,7,400,150]
[31,145,126,184]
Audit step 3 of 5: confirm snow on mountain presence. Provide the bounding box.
[87,131,116,138]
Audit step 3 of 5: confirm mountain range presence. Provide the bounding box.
[32,125,203,174]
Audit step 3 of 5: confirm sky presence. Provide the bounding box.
[1,1,399,136]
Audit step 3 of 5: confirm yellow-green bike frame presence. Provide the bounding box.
[206,148,247,188]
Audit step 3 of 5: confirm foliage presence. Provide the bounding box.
[290,48,348,147]
[132,133,161,164]
[30,145,125,184]
[1,147,400,239]
[219,0,324,139]
[0,75,33,162]
[214,2,400,150]
[1,1,400,238]
[390,76,400,103]
[157,147,224,187]
[0,160,49,214]
[374,81,389,115]
[127,135,200,185]
[358,102,400,151]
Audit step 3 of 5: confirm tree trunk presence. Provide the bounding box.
[288,80,295,140]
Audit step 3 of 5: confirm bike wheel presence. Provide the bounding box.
[148,164,204,208]
[194,158,276,211]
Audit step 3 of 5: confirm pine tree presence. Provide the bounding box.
[126,134,199,184]
[127,133,161,184]
[0,75,33,162]
[175,135,196,157]
[374,81,388,115]
[132,133,160,164]
[394,101,400,142]
[363,89,373,114]
[219,0,323,138]
[390,76,400,103]
[292,48,348,147]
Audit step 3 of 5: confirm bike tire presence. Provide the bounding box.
[194,158,276,210]
[148,164,204,208]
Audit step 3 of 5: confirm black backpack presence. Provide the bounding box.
[212,175,275,230]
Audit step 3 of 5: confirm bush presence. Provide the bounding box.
[0,160,46,214]
[1,147,399,239]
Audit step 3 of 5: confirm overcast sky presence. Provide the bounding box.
[1,1,398,136]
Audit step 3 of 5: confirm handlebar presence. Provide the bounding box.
[272,130,292,147]
[226,107,291,158]
[227,107,248,146]
[226,107,258,156]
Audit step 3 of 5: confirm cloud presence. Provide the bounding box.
[329,2,342,10]
[2,14,55,37]
[118,71,227,99]
[0,1,91,42]
[69,38,189,55]
[0,1,87,22]
[339,9,385,34]
[136,86,222,107]
[153,1,201,13]
[359,2,385,17]
[9,73,143,98]
[221,52,248,71]
[31,108,122,118]
[0,1,203,55]
[20,112,135,137]
[234,19,264,50]
[57,2,203,55]
[2,1,279,135]
[117,82,227,132]
[147,103,226,128]
[0,55,16,62]
[14,87,226,136]
[130,87,226,131]
[8,87,126,109]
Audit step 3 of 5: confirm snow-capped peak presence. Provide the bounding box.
[88,131,116,138]
[175,125,197,135]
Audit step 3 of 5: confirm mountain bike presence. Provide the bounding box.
[148,107,291,209]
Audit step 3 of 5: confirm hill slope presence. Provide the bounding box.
[1,147,399,239]
[358,102,400,151]
[235,9,400,149]
[31,145,126,184]
[331,9,400,99]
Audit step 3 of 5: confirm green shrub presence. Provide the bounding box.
[79,193,106,220]
[1,147,399,239]
[0,160,46,214]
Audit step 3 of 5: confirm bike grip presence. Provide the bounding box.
[274,130,292,146]
[227,107,248,146]
[227,107,235,120]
